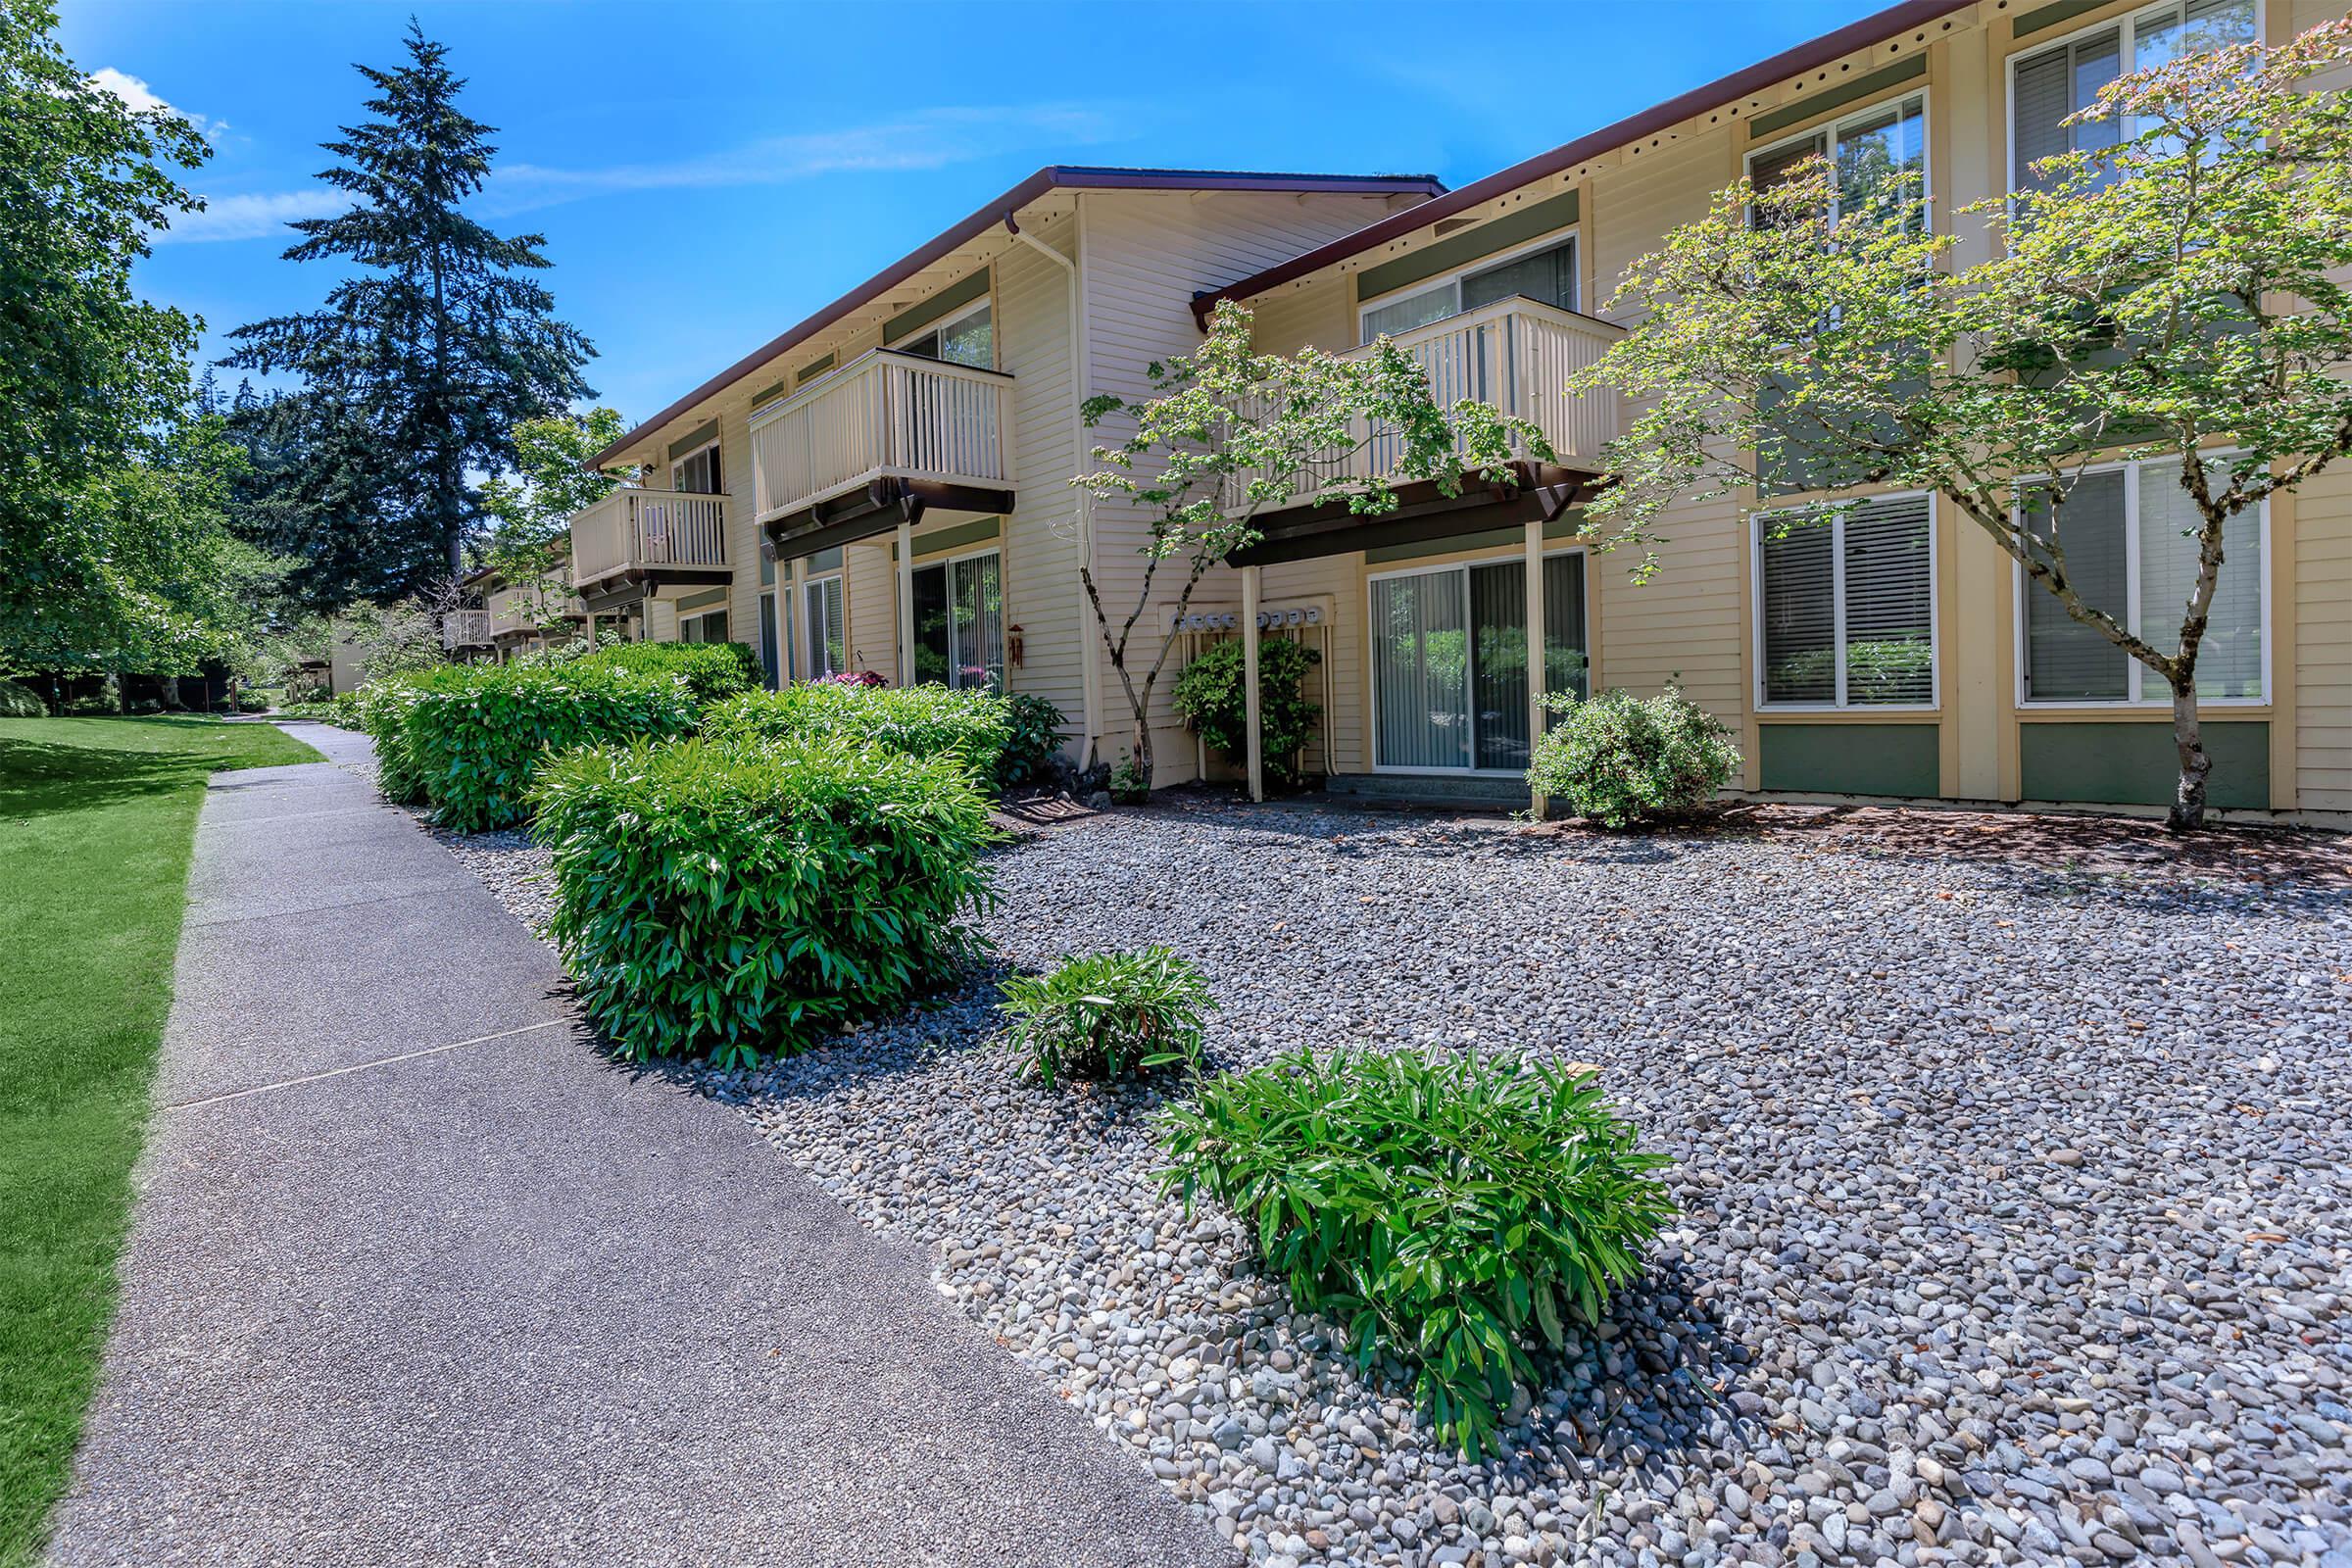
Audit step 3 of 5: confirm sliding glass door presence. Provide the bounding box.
[1371,553,1588,772]
[909,550,1004,691]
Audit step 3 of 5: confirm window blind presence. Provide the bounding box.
[1371,572,1471,769]
[1842,496,1934,705]
[1461,239,1577,315]
[1761,513,1838,703]
[2137,466,2262,699]
[2024,468,2131,700]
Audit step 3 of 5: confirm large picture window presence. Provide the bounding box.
[1358,235,1578,345]
[1749,92,1928,229]
[2010,0,2256,192]
[1369,552,1588,772]
[2018,459,2265,704]
[1756,493,1936,709]
[909,549,1004,691]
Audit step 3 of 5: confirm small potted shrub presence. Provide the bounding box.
[1525,685,1740,828]
[1170,638,1324,791]
[1000,947,1214,1087]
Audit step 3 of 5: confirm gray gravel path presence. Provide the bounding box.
[45,730,1232,1568]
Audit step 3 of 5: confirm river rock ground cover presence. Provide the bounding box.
[443,793,2352,1568]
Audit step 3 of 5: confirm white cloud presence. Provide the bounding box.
[145,101,1126,244]
[482,103,1124,215]
[156,189,355,245]
[89,66,224,141]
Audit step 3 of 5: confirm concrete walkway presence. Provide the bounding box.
[49,725,1231,1568]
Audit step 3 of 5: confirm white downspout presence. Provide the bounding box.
[1006,203,1099,770]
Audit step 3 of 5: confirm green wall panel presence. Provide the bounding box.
[667,420,718,462]
[1748,55,1927,140]
[1758,722,1939,798]
[883,270,990,346]
[2013,0,2110,42]
[1356,190,1582,303]
[2020,720,2269,809]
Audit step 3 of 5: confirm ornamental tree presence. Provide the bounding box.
[1572,19,2352,829]
[479,408,632,633]
[1073,299,1547,792]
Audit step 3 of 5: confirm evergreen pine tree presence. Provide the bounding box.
[225,22,593,598]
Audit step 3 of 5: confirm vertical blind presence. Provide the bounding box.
[804,576,845,678]
[1371,555,1591,768]
[2024,469,2131,700]
[1372,571,1471,769]
[2138,466,2262,698]
[954,553,1004,692]
[1759,495,1933,707]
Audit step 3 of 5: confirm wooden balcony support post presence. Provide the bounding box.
[1243,564,1264,805]
[896,514,915,687]
[1525,514,1547,819]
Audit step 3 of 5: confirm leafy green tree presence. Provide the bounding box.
[1573,20,2352,829]
[225,23,594,594]
[1073,300,1545,791]
[220,382,408,613]
[0,0,218,668]
[479,409,631,632]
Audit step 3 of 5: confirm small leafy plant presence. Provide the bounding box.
[997,692,1068,789]
[1000,948,1214,1087]
[1526,686,1740,829]
[1171,638,1323,790]
[1107,750,1150,804]
[1159,1048,1675,1458]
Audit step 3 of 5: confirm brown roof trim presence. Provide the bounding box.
[589,166,1446,467]
[1196,0,1976,324]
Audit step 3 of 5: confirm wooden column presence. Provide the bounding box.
[1243,564,1264,804]
[1525,515,1548,819]
[895,517,915,686]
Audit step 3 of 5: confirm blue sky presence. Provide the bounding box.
[60,0,1891,423]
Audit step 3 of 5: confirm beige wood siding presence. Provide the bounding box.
[1079,189,1428,776]
[995,210,1085,736]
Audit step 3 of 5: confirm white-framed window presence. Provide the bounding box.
[1367,547,1590,773]
[898,297,994,369]
[2015,455,2267,706]
[802,571,846,679]
[2008,0,2257,193]
[909,547,1004,691]
[1748,90,1929,230]
[679,608,729,644]
[1753,492,1938,710]
[671,441,720,495]
[1357,230,1579,345]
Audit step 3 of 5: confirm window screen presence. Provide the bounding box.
[2024,469,2131,700]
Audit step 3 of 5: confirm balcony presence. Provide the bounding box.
[750,348,1013,552]
[1226,297,1623,563]
[569,487,731,596]
[485,582,583,640]
[441,609,492,653]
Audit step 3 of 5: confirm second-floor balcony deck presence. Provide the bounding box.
[750,348,1014,552]
[441,609,492,653]
[485,581,586,640]
[1225,297,1623,564]
[568,487,732,597]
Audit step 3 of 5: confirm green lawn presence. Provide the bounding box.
[0,716,318,1566]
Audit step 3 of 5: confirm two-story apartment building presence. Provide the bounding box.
[568,167,1442,785]
[574,0,2350,824]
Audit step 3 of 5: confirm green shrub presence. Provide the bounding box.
[1159,1048,1674,1458]
[998,692,1068,789]
[1000,947,1213,1087]
[575,640,760,706]
[1171,638,1323,790]
[703,682,1013,783]
[532,737,998,1066]
[404,663,702,832]
[354,677,434,805]
[1526,687,1740,829]
[0,679,46,718]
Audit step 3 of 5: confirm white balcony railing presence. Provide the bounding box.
[569,488,730,587]
[748,348,1012,523]
[441,609,491,652]
[1226,296,1622,511]
[486,582,585,639]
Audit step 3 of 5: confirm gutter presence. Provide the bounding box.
[1193,0,1977,325]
